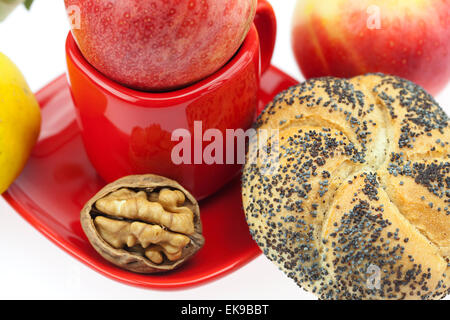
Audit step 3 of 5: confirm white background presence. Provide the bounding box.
[0,0,448,299]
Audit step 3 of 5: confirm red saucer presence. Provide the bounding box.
[2,66,297,289]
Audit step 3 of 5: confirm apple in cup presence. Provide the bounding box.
[65,0,257,91]
[292,0,450,95]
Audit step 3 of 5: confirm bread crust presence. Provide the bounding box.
[242,74,449,300]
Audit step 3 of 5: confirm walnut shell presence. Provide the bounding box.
[81,174,205,273]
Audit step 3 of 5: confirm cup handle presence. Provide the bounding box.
[254,0,277,74]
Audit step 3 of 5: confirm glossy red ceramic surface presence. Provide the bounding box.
[66,2,276,201]
[3,66,297,289]
[254,0,277,74]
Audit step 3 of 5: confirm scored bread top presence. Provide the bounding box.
[242,74,449,300]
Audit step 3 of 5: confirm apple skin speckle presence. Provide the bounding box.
[65,0,257,91]
[292,0,450,96]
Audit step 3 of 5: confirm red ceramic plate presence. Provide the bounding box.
[2,66,297,289]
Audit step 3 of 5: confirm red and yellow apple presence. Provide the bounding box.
[65,0,257,91]
[292,0,450,95]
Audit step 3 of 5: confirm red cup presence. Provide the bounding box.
[66,0,276,200]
